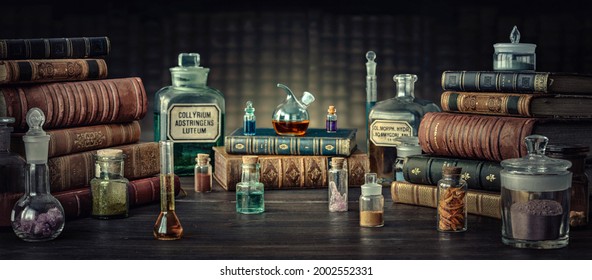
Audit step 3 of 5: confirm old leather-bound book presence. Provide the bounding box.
[0,77,147,131]
[0,59,108,84]
[0,37,110,59]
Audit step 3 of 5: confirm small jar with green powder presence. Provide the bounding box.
[91,149,129,219]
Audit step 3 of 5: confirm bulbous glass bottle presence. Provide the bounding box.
[271,83,315,136]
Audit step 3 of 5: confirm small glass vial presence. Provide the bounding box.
[154,140,183,240]
[326,105,337,133]
[360,173,384,227]
[0,117,25,228]
[91,149,129,219]
[493,26,536,72]
[437,166,468,232]
[328,157,348,212]
[236,156,265,214]
[243,101,256,136]
[194,153,212,193]
[393,136,422,182]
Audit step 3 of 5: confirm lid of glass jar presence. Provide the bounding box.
[500,135,571,174]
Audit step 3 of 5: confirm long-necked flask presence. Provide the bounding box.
[153,140,183,240]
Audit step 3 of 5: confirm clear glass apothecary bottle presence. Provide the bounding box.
[194,153,212,193]
[360,173,384,227]
[328,157,348,212]
[91,149,129,219]
[500,135,572,249]
[236,156,265,214]
[437,166,468,232]
[0,117,25,228]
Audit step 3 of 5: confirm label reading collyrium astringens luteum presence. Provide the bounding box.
[370,120,412,147]
[167,104,221,142]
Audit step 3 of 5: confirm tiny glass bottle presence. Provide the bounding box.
[243,101,256,136]
[0,117,26,228]
[91,149,129,219]
[236,156,265,214]
[154,140,184,240]
[360,173,384,227]
[194,153,212,193]
[437,166,467,232]
[154,53,225,176]
[326,105,337,133]
[328,157,348,212]
[368,74,440,181]
[393,136,422,182]
[271,83,315,136]
[11,108,65,241]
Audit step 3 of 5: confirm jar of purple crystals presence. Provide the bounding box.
[500,135,572,249]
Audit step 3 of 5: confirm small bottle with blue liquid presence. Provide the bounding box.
[243,101,256,136]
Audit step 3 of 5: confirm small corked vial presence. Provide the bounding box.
[326,105,337,133]
[328,157,348,212]
[91,148,129,219]
[236,155,264,214]
[437,166,467,232]
[194,153,212,192]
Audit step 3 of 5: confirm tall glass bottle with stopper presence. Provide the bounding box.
[11,108,65,241]
[437,166,468,232]
[328,157,348,212]
[194,153,212,193]
[91,149,129,219]
[360,173,384,227]
[0,117,25,228]
[154,53,225,176]
[368,74,440,181]
[154,140,183,240]
[236,156,265,214]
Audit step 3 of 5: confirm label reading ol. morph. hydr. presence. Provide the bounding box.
[370,120,412,147]
[167,104,221,142]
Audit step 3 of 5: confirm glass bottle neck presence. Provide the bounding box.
[171,68,209,88]
[0,129,11,153]
[241,163,260,183]
[24,163,51,195]
[95,159,125,180]
[395,83,415,100]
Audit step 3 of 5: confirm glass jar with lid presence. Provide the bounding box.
[500,135,572,249]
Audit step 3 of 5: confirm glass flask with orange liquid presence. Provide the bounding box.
[271,83,315,136]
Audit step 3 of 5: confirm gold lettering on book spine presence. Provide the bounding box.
[534,73,549,93]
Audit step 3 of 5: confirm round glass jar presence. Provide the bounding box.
[500,135,572,249]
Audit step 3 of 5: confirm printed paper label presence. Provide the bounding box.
[167,104,221,142]
[369,120,413,147]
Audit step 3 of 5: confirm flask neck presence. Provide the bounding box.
[241,163,260,183]
[171,68,209,88]
[24,163,51,195]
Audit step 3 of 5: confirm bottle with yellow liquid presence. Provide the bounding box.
[153,140,183,240]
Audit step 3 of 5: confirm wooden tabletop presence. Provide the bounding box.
[1,177,591,260]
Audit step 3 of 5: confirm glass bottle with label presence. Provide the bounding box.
[154,53,225,176]
[368,74,440,180]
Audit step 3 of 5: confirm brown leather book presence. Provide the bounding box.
[418,112,592,162]
[0,77,147,131]
[48,142,160,192]
[0,59,108,84]
[213,146,370,191]
[391,181,501,219]
[11,121,141,158]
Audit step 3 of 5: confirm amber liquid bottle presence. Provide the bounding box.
[272,120,310,136]
[154,140,183,240]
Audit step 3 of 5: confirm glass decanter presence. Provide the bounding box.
[11,108,65,242]
[368,74,440,180]
[0,117,26,228]
[154,53,225,176]
[271,83,315,136]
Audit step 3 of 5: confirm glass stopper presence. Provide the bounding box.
[366,51,376,62]
[245,101,255,113]
[510,25,521,44]
[525,134,548,156]
[25,108,46,136]
[365,173,377,185]
[301,91,315,106]
[0,117,15,124]
[178,53,201,67]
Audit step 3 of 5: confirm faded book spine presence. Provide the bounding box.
[391,181,501,219]
[418,112,534,162]
[0,77,148,131]
[441,71,549,93]
[213,146,369,191]
[48,142,160,192]
[0,37,111,59]
[11,121,141,158]
[0,59,108,84]
[441,91,535,117]
[225,134,355,156]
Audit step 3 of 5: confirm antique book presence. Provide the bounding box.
[213,146,369,191]
[391,181,501,219]
[403,154,502,192]
[418,112,592,162]
[441,91,592,118]
[48,142,160,192]
[0,59,108,84]
[225,127,357,156]
[11,121,141,158]
[441,71,592,94]
[0,37,111,59]
[0,77,148,131]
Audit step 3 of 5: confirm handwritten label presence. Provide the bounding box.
[369,120,412,147]
[167,104,221,142]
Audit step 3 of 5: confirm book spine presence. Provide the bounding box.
[11,121,141,158]
[0,37,111,59]
[0,59,108,84]
[441,71,549,93]
[48,142,160,192]
[0,77,148,131]
[418,112,535,162]
[225,135,353,156]
[390,181,501,219]
[402,155,502,192]
[441,91,534,117]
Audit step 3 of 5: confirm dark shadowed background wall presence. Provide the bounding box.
[2,0,592,151]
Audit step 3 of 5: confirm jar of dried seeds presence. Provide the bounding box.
[437,166,467,232]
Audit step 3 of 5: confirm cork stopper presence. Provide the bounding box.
[242,155,259,164]
[97,148,123,158]
[442,166,462,175]
[327,105,336,114]
[331,157,345,168]
[196,153,209,164]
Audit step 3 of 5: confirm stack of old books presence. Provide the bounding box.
[215,127,369,190]
[391,70,592,219]
[0,36,179,222]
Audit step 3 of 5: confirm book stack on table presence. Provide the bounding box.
[392,70,592,219]
[0,37,179,224]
